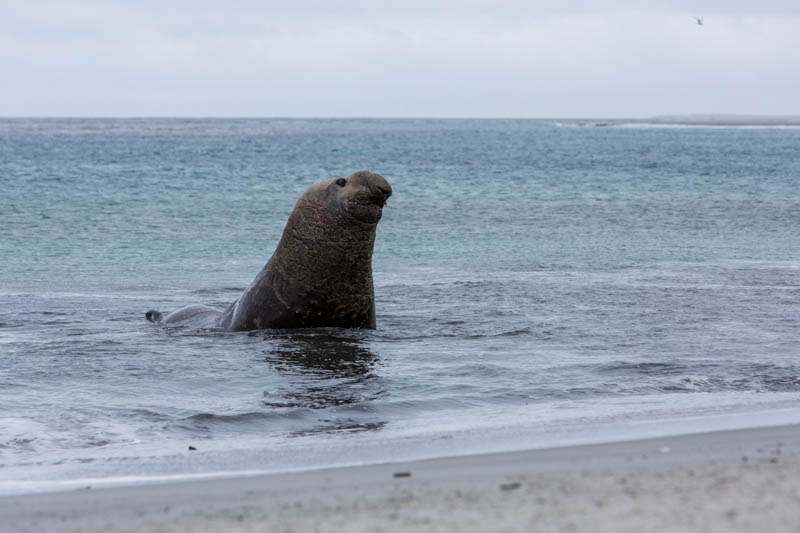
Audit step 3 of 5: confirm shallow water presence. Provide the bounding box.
[1,118,799,493]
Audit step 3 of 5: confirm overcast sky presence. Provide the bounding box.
[2,1,799,117]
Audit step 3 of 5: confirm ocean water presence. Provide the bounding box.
[1,118,799,494]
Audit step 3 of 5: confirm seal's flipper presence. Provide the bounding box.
[145,310,163,323]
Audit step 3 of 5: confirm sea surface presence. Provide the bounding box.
[1,118,799,494]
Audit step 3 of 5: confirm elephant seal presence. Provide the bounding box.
[146,170,392,331]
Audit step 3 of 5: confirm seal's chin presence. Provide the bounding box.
[346,200,384,224]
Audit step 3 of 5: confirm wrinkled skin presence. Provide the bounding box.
[146,171,392,331]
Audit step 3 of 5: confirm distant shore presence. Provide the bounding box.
[646,114,800,126]
[4,423,800,532]
[556,114,800,128]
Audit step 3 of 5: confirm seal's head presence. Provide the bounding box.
[304,170,392,225]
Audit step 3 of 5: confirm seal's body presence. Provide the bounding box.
[147,171,391,331]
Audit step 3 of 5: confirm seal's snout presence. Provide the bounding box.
[366,175,392,206]
[340,170,392,223]
[375,183,392,202]
[370,184,392,208]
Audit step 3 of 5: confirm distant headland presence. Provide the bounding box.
[647,114,800,126]
[555,114,800,128]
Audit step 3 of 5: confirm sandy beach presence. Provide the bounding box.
[4,423,800,532]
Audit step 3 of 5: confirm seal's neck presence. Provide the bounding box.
[270,199,377,290]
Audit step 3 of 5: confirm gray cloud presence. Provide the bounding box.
[2,1,799,116]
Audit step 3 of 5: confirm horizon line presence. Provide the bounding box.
[3,113,800,121]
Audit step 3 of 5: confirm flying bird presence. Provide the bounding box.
[694,16,704,26]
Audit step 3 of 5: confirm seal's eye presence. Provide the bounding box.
[336,178,347,187]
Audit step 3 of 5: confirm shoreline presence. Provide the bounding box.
[4,398,800,498]
[5,423,800,532]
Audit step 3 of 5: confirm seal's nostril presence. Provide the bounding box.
[376,184,392,198]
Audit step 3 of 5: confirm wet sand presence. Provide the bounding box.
[4,423,800,532]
